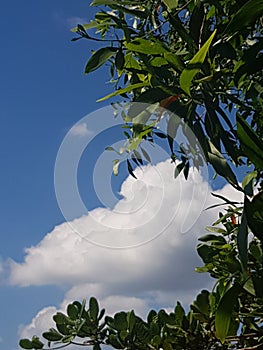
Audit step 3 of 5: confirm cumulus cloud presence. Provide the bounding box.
[12,160,242,339]
[68,122,92,137]
[19,307,57,340]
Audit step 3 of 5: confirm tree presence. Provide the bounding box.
[20,0,263,349]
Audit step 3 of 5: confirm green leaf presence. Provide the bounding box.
[174,301,185,326]
[125,38,169,55]
[127,159,137,179]
[113,312,128,331]
[127,310,136,332]
[199,233,226,243]
[237,115,263,170]
[43,330,63,342]
[225,0,263,35]
[180,30,216,95]
[67,303,79,320]
[115,49,125,71]
[245,192,263,242]
[85,47,118,74]
[71,21,115,32]
[208,142,239,188]
[237,210,248,270]
[215,283,241,343]
[53,312,67,325]
[19,339,33,350]
[174,161,184,179]
[97,82,149,102]
[31,337,44,350]
[164,52,184,71]
[89,297,99,320]
[162,0,178,11]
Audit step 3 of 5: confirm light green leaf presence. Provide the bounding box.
[215,283,241,343]
[242,171,257,190]
[180,30,216,95]
[97,82,149,102]
[125,38,169,55]
[85,47,118,74]
[71,21,114,32]
[162,0,178,11]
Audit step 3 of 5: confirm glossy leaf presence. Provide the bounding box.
[215,283,241,342]
[85,47,118,74]
[180,30,216,95]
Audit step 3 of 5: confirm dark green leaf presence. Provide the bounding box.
[237,115,263,170]
[19,339,33,350]
[245,192,263,242]
[174,161,185,179]
[67,303,79,320]
[85,47,118,74]
[115,49,125,71]
[89,297,99,321]
[237,210,248,270]
[225,0,263,35]
[215,283,241,343]
[43,330,63,342]
[208,142,239,188]
[127,159,137,179]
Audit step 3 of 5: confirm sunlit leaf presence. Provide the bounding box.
[162,0,178,11]
[180,30,216,95]
[97,82,149,102]
[125,38,169,55]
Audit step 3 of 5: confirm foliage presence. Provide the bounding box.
[20,0,263,349]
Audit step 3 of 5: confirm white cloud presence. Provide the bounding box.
[11,160,242,339]
[19,307,57,340]
[69,122,92,137]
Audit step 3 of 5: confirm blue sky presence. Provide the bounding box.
[0,1,116,348]
[0,2,246,350]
